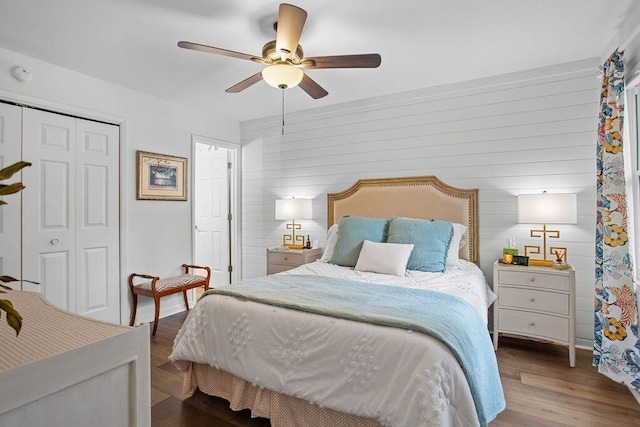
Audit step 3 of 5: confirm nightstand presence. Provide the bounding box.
[493,260,576,367]
[266,247,323,275]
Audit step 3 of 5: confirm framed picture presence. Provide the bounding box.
[136,150,188,201]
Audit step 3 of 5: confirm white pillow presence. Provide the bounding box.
[447,222,468,266]
[354,240,414,276]
[320,224,339,262]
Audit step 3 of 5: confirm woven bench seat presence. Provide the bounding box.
[129,264,211,336]
[133,274,205,292]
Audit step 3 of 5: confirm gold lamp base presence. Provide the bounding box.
[286,244,305,249]
[528,259,555,267]
[525,242,568,267]
[282,220,305,249]
[524,224,568,268]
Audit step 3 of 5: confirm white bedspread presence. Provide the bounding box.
[171,261,496,427]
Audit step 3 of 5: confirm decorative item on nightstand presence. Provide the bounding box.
[275,197,312,249]
[517,192,577,267]
[511,255,529,266]
[502,237,518,264]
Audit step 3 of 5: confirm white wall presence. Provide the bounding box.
[0,46,240,325]
[241,58,600,347]
[617,0,640,77]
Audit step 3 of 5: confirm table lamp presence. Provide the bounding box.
[517,192,577,266]
[275,198,312,249]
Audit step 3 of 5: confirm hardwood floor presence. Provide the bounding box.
[151,311,640,426]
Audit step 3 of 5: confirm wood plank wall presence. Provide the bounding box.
[240,59,600,347]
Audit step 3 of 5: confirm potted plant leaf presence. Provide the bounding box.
[0,161,32,336]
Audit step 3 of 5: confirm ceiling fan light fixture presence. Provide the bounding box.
[179,3,379,99]
[262,64,303,89]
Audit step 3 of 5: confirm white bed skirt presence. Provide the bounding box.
[185,362,380,427]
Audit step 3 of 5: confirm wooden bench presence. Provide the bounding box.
[128,264,211,336]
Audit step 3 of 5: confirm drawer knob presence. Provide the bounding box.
[529,322,535,327]
[529,277,535,282]
[284,257,288,260]
[529,297,535,303]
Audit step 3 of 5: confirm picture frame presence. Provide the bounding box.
[136,150,188,201]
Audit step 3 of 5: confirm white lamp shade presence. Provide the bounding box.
[262,64,304,89]
[517,193,577,224]
[275,198,312,220]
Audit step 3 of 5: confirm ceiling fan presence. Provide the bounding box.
[178,3,381,99]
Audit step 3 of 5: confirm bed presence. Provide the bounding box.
[170,176,505,427]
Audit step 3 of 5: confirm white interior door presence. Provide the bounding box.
[22,109,120,322]
[194,143,230,286]
[0,103,22,283]
[74,119,119,322]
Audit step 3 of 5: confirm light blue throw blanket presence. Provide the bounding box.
[203,274,505,426]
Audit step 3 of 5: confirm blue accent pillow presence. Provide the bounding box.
[330,216,389,267]
[387,217,453,272]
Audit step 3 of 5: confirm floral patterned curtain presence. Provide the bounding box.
[594,49,640,389]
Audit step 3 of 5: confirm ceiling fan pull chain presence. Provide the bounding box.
[281,87,285,135]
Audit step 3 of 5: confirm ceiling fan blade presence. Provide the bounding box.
[300,54,381,69]
[275,4,307,60]
[298,73,328,99]
[178,41,264,63]
[225,72,264,93]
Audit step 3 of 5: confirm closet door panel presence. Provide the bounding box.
[40,160,70,228]
[39,251,71,309]
[22,109,77,312]
[75,119,119,322]
[0,103,21,283]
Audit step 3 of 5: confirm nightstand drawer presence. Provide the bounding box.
[267,263,296,275]
[498,270,569,292]
[268,252,303,266]
[499,287,569,316]
[498,308,569,343]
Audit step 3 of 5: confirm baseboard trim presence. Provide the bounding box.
[130,292,196,326]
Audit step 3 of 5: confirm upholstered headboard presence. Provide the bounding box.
[327,176,479,264]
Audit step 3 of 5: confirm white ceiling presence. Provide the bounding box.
[0,0,634,122]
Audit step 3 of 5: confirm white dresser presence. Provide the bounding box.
[0,290,150,426]
[492,261,576,367]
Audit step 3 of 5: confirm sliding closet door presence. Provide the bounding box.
[22,109,120,322]
[0,103,22,282]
